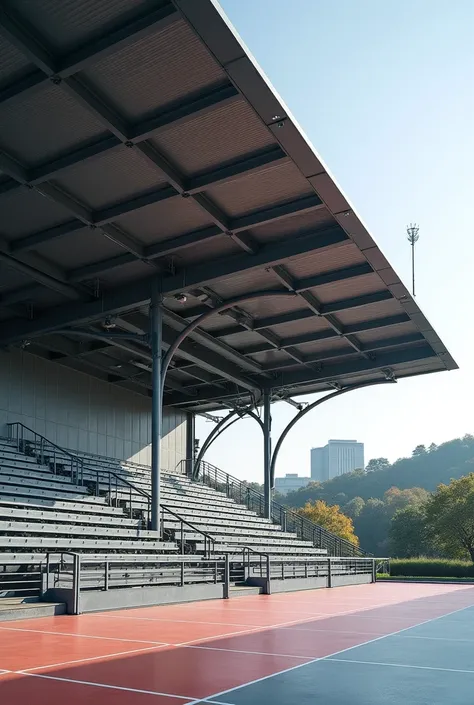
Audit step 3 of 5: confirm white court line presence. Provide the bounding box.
[93,613,259,627]
[402,634,474,644]
[17,672,196,701]
[0,625,169,646]
[326,657,474,675]
[281,626,384,636]
[188,600,474,705]
[22,644,166,672]
[184,644,310,660]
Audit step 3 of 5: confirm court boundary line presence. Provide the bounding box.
[0,625,170,646]
[16,671,204,702]
[188,601,474,705]
[326,657,474,675]
[20,644,166,672]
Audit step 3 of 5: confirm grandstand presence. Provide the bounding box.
[0,0,456,619]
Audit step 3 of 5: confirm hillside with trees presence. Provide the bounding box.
[280,435,474,556]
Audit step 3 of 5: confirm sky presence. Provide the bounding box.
[196,0,474,482]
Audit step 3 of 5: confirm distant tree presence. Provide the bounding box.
[425,474,474,562]
[335,492,348,505]
[353,498,390,555]
[366,458,390,473]
[428,442,438,453]
[412,444,427,456]
[389,504,433,558]
[343,496,365,519]
[383,486,430,514]
[298,500,359,545]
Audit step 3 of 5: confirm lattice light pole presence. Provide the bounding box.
[406,223,420,297]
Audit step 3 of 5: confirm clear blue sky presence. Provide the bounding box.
[196,0,474,482]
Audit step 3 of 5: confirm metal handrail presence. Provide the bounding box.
[7,422,216,557]
[185,458,369,557]
[8,422,85,484]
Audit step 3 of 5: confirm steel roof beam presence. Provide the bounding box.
[260,334,425,371]
[238,313,413,354]
[268,262,368,357]
[0,228,351,345]
[276,345,437,388]
[0,3,180,105]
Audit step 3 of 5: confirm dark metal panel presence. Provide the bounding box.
[115,195,212,244]
[284,242,366,279]
[356,321,418,345]
[312,272,384,305]
[52,146,167,209]
[0,31,32,83]
[152,97,277,175]
[205,160,313,218]
[0,188,72,239]
[83,20,226,122]
[11,0,145,52]
[168,236,240,267]
[33,228,126,269]
[0,84,107,165]
[337,298,403,325]
[249,207,335,244]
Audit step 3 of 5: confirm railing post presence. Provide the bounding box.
[281,562,285,580]
[327,558,332,588]
[72,554,81,615]
[224,555,230,599]
[181,521,185,555]
[180,560,185,587]
[45,553,51,593]
[266,555,271,595]
[104,561,109,591]
[372,559,377,583]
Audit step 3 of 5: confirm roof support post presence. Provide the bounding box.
[150,280,163,533]
[269,380,395,488]
[263,389,272,520]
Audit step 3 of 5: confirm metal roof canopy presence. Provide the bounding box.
[0,0,457,412]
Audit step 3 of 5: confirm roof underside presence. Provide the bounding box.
[0,0,457,412]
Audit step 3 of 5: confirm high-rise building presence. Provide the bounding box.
[311,440,364,482]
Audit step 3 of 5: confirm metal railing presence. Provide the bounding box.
[6,423,215,557]
[184,459,368,557]
[8,422,84,485]
[43,552,229,614]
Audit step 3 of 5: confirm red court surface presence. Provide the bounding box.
[1,583,474,704]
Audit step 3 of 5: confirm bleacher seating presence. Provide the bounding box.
[0,436,325,560]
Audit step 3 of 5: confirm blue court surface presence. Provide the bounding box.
[196,602,474,705]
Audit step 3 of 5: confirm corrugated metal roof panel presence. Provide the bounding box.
[0,189,72,239]
[115,195,212,244]
[206,160,313,217]
[12,0,147,52]
[0,85,106,165]
[53,146,167,209]
[170,236,240,267]
[356,321,418,345]
[313,273,384,304]
[0,264,30,291]
[84,20,226,122]
[34,228,124,268]
[0,33,32,84]
[250,207,335,244]
[337,298,403,325]
[285,243,366,279]
[96,259,157,287]
[152,98,276,176]
[209,268,276,298]
[269,317,333,337]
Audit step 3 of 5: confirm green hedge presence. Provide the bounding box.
[390,558,474,578]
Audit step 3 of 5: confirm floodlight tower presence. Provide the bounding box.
[406,223,420,297]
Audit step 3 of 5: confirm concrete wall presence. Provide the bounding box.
[0,348,187,470]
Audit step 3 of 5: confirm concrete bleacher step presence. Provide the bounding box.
[1,537,177,551]
[0,598,66,622]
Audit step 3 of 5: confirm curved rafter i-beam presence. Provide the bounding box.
[193,406,264,479]
[269,379,395,487]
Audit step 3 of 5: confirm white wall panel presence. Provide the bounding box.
[0,349,187,471]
